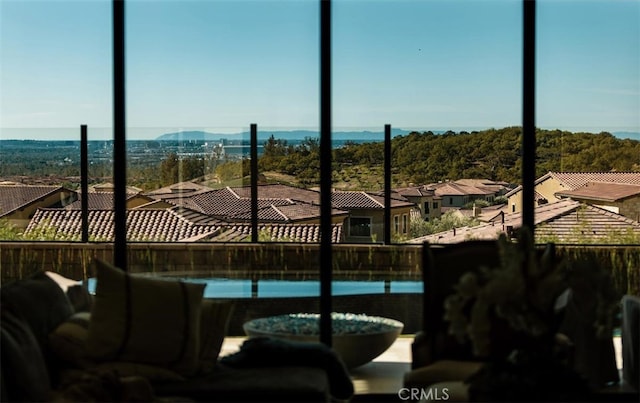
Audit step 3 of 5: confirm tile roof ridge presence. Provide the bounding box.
[582,180,640,186]
[269,204,289,221]
[226,186,242,199]
[583,203,640,226]
[362,191,384,207]
[166,207,197,225]
[5,185,66,215]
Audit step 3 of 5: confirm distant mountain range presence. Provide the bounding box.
[155,129,640,142]
[613,131,640,141]
[155,129,414,142]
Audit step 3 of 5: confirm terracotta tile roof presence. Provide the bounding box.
[65,192,145,210]
[26,207,223,242]
[229,184,321,204]
[153,184,405,218]
[145,181,215,196]
[27,206,343,243]
[0,184,76,217]
[428,182,495,197]
[535,204,640,243]
[393,186,437,198]
[408,199,640,244]
[506,171,640,197]
[170,206,222,225]
[555,182,640,202]
[549,172,640,189]
[331,191,414,209]
[228,202,347,222]
[90,183,143,193]
[202,223,343,243]
[454,178,508,187]
[193,188,293,216]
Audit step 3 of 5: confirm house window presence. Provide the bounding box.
[394,215,400,233]
[423,202,429,214]
[512,204,516,213]
[349,217,371,237]
[432,202,438,209]
[449,197,453,205]
[402,214,408,234]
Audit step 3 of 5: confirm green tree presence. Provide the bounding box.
[160,153,180,185]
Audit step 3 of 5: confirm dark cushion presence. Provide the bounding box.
[0,271,74,350]
[1,271,74,388]
[0,309,52,402]
[220,337,353,400]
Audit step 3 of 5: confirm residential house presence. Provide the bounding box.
[555,182,640,222]
[408,199,640,244]
[147,183,415,243]
[393,186,442,222]
[0,183,77,229]
[332,191,415,243]
[427,180,501,208]
[506,171,640,217]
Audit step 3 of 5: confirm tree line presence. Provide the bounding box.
[213,127,640,187]
[2,127,638,189]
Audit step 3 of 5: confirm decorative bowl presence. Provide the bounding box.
[243,312,404,369]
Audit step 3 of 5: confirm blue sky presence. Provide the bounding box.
[1,0,638,140]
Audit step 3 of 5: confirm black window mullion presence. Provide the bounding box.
[113,0,127,270]
[522,0,536,233]
[319,0,332,347]
[81,125,89,243]
[384,124,391,244]
[250,123,259,243]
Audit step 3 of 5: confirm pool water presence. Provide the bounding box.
[86,278,421,298]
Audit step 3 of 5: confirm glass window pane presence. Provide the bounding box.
[333,1,522,245]
[537,0,640,245]
[125,0,319,242]
[0,0,111,241]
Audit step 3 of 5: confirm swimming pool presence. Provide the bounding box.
[86,278,422,298]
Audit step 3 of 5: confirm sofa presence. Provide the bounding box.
[0,259,353,402]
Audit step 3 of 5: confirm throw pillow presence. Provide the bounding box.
[198,299,235,374]
[85,259,205,377]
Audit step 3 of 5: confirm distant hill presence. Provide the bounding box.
[613,131,640,141]
[156,129,413,142]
